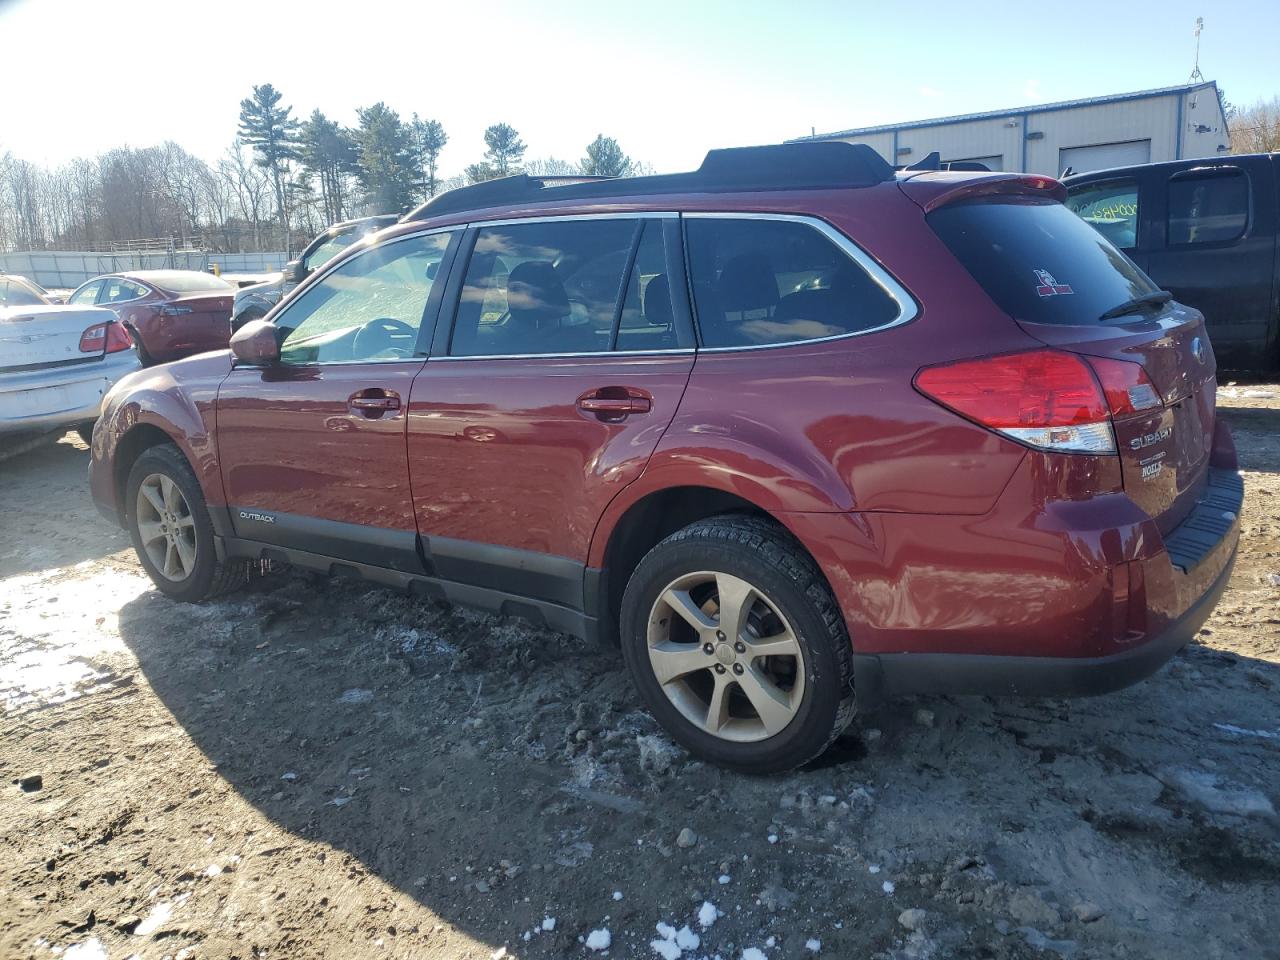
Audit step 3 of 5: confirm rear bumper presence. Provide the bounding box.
[852,541,1236,701]
[0,351,141,435]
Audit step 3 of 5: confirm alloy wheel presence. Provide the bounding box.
[646,571,806,742]
[136,473,197,582]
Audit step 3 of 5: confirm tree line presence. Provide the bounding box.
[0,82,645,255]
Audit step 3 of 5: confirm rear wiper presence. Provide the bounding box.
[1098,290,1173,321]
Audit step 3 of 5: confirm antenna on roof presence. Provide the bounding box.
[1188,16,1205,83]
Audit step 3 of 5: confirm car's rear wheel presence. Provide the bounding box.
[125,444,246,601]
[130,329,156,367]
[620,515,855,774]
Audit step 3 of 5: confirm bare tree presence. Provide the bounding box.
[1230,97,1280,154]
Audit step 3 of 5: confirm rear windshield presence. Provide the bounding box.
[928,199,1159,325]
[155,273,232,293]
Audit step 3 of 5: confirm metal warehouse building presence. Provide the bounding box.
[792,81,1230,177]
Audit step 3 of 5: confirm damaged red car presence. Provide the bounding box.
[88,142,1241,772]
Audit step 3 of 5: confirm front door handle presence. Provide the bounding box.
[577,389,652,420]
[348,388,401,418]
[578,396,651,414]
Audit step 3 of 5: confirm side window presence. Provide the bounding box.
[276,231,453,365]
[450,218,646,357]
[685,217,901,349]
[615,223,680,351]
[1168,170,1249,245]
[101,279,147,303]
[1066,178,1140,250]
[69,280,103,305]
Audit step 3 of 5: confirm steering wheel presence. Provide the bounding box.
[352,316,416,358]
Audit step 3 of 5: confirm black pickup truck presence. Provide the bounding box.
[1064,153,1279,370]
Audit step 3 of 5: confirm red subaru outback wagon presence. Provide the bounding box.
[89,142,1241,773]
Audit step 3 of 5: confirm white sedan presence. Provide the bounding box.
[0,302,142,444]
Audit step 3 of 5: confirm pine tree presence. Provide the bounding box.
[237,84,301,252]
[409,115,448,199]
[354,103,415,213]
[300,110,360,224]
[581,135,633,177]
[483,123,527,176]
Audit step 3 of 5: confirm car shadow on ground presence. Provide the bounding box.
[113,566,1280,958]
[0,432,131,578]
[1218,404,1280,474]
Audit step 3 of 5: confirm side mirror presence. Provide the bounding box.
[229,319,280,365]
[283,259,308,284]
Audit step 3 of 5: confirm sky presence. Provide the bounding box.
[0,0,1277,177]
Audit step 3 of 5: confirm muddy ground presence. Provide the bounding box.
[2,387,1278,960]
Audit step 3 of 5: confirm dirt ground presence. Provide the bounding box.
[2,387,1278,960]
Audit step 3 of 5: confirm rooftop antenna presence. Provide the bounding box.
[1188,16,1205,83]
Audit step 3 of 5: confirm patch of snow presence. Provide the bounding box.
[676,926,700,950]
[135,893,190,936]
[742,949,768,960]
[1214,722,1278,740]
[1242,389,1276,398]
[585,928,612,951]
[63,940,108,960]
[767,833,778,844]
[718,874,731,884]
[698,901,719,929]
[336,688,373,704]
[542,916,556,931]
[765,935,776,947]
[651,939,682,960]
[613,890,623,901]
[329,796,352,807]
[882,880,896,894]
[280,771,298,781]
[656,922,677,941]
[868,864,881,874]
[1162,767,1275,817]
[203,864,221,877]
[806,938,822,953]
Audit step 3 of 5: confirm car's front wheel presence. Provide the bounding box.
[125,444,246,601]
[620,515,855,774]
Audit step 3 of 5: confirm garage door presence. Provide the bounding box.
[1058,140,1151,176]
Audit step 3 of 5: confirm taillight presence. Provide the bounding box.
[79,323,108,353]
[1085,356,1161,418]
[914,349,1115,454]
[105,322,133,353]
[79,321,133,354]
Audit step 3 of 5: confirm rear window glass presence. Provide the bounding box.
[928,200,1159,326]
[0,279,46,307]
[686,218,901,348]
[1066,178,1139,249]
[154,273,233,293]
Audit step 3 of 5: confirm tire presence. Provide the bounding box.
[125,444,247,602]
[619,514,855,774]
[131,331,156,367]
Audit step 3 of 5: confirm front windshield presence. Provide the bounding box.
[305,228,372,272]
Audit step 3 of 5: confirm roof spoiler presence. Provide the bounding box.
[899,172,1067,213]
[404,141,896,222]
